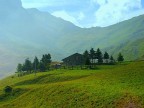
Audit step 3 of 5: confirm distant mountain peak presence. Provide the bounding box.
[0,0,22,10]
[0,0,24,21]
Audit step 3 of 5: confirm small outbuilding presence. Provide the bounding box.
[62,53,84,66]
[51,62,62,69]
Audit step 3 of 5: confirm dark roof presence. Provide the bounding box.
[62,53,83,61]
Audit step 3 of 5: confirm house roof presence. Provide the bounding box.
[62,53,83,61]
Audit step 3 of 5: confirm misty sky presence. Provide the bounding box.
[21,0,144,28]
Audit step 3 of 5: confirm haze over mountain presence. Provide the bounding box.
[0,0,144,78]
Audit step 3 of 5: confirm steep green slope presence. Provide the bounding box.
[61,15,144,59]
[0,61,144,108]
[107,37,144,61]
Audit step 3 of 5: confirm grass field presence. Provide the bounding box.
[0,61,144,108]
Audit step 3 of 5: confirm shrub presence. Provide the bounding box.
[4,86,13,94]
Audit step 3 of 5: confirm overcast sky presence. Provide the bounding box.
[21,0,144,28]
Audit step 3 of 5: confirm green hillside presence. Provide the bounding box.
[61,15,144,60]
[108,37,144,61]
[0,61,144,108]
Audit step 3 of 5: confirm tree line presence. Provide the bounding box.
[17,54,51,76]
[83,48,124,65]
[16,48,124,74]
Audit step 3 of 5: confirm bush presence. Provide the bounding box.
[4,86,13,94]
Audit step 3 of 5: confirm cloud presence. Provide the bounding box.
[21,0,144,27]
[21,0,85,9]
[93,0,144,27]
[91,0,107,5]
[78,12,85,20]
[52,10,80,26]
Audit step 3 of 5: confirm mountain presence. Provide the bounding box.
[61,14,144,57]
[0,0,80,78]
[0,0,144,78]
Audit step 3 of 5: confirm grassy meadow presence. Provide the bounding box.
[0,61,144,108]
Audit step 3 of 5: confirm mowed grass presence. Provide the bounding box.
[0,61,144,108]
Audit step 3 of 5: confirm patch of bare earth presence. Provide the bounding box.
[115,93,143,108]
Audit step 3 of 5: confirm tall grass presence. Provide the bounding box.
[0,61,144,108]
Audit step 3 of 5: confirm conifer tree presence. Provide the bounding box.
[24,58,32,72]
[17,63,23,72]
[41,54,51,70]
[83,50,89,58]
[110,55,115,63]
[117,53,124,62]
[39,61,46,72]
[90,48,95,64]
[104,52,109,63]
[83,50,90,65]
[33,56,39,71]
[96,48,103,64]
[17,63,23,76]
[104,52,109,59]
[110,55,114,61]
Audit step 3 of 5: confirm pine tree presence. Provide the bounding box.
[33,56,39,75]
[104,52,109,59]
[41,54,51,70]
[90,48,95,64]
[39,61,46,72]
[96,48,103,64]
[24,58,32,72]
[104,52,109,63]
[17,63,23,72]
[94,50,98,60]
[22,63,26,72]
[33,56,39,71]
[83,50,90,65]
[45,54,51,69]
[117,53,124,62]
[110,55,114,63]
[110,55,114,61]
[17,63,23,76]
[85,57,91,65]
[83,50,89,59]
